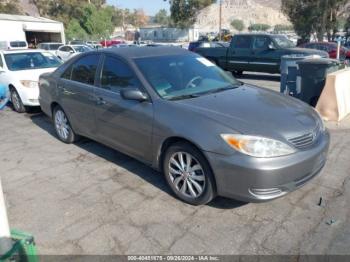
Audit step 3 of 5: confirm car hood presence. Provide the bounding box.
[175,84,319,141]
[285,47,329,57]
[12,68,57,81]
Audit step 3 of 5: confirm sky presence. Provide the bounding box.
[106,0,170,16]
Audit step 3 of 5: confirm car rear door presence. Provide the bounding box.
[58,54,101,137]
[226,35,253,72]
[250,35,280,73]
[93,54,154,162]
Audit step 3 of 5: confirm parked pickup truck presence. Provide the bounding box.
[195,34,329,74]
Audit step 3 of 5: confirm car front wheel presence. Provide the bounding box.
[163,142,216,205]
[53,106,77,144]
[10,88,26,113]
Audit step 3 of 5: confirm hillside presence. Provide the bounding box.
[195,0,289,32]
[18,0,39,16]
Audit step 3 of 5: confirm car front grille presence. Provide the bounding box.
[288,124,322,149]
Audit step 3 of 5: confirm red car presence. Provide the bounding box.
[299,42,349,61]
[100,39,125,47]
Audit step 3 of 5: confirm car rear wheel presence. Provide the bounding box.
[10,88,26,113]
[53,106,77,144]
[163,142,216,205]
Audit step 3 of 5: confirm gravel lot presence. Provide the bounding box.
[1,73,350,255]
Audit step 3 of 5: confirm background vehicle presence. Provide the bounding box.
[56,45,93,61]
[39,47,329,205]
[37,42,64,55]
[299,42,349,61]
[0,49,62,112]
[109,44,137,48]
[0,40,28,50]
[196,34,328,74]
[100,39,125,48]
[85,41,102,49]
[189,41,229,52]
[68,40,85,45]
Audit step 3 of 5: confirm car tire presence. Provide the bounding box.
[10,88,26,113]
[163,142,216,205]
[53,106,78,144]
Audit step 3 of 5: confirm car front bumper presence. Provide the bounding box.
[16,85,40,106]
[205,130,330,202]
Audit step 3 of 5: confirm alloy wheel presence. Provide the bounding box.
[11,91,21,111]
[168,152,206,198]
[54,110,70,140]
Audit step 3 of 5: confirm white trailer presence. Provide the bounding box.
[140,27,199,42]
[0,14,65,47]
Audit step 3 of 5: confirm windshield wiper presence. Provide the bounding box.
[168,94,200,101]
[196,84,242,96]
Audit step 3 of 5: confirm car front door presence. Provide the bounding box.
[58,54,100,137]
[93,55,154,162]
[250,36,280,73]
[226,35,253,72]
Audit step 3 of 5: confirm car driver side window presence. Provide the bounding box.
[100,56,140,93]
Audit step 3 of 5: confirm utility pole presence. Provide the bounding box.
[219,0,222,41]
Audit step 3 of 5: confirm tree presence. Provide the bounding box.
[230,19,245,32]
[274,24,294,33]
[80,4,115,39]
[165,0,216,28]
[282,0,349,42]
[131,9,149,27]
[248,24,271,32]
[0,0,22,14]
[154,9,170,26]
[65,19,88,40]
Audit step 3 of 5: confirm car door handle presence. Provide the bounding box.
[96,97,106,105]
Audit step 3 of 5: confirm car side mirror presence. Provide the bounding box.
[69,50,74,54]
[121,88,148,102]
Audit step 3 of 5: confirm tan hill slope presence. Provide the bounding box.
[195,0,290,32]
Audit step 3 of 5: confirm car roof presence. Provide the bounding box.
[39,42,63,45]
[99,46,189,59]
[305,42,337,46]
[0,49,49,54]
[235,33,283,37]
[63,44,86,47]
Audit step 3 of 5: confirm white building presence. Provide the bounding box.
[140,27,199,42]
[0,14,65,46]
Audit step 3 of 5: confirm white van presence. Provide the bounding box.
[0,40,28,50]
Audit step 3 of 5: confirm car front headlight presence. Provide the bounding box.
[221,134,296,158]
[20,80,38,88]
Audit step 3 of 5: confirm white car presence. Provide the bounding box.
[56,45,92,61]
[0,49,62,112]
[37,42,64,56]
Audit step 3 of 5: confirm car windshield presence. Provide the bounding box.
[4,52,62,71]
[135,54,241,100]
[273,35,295,48]
[47,44,63,50]
[74,45,92,52]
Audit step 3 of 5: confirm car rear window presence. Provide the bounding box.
[10,41,27,48]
